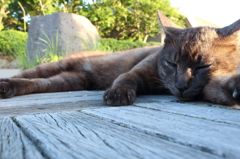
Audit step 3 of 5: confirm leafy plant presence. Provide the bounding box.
[0,30,29,69]
[0,0,11,31]
[3,0,88,31]
[37,30,65,62]
[0,30,161,69]
[22,30,66,69]
[0,30,27,55]
[100,38,161,52]
[3,0,185,42]
[79,0,186,42]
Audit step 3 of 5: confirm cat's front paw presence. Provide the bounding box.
[231,88,240,109]
[228,76,240,105]
[103,88,136,106]
[203,75,240,107]
[0,79,16,98]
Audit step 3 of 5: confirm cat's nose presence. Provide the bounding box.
[175,81,188,95]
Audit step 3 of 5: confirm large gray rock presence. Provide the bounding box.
[0,58,7,68]
[0,58,19,69]
[27,12,100,62]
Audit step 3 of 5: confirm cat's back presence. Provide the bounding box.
[64,45,162,64]
[65,50,111,59]
[59,46,162,89]
[80,45,162,72]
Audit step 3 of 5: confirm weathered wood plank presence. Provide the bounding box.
[136,94,237,109]
[0,117,43,159]
[82,106,240,158]
[14,112,219,159]
[135,99,240,125]
[0,91,106,117]
[0,91,103,107]
[0,100,107,117]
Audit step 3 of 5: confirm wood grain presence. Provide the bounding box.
[14,112,219,159]
[135,101,240,125]
[82,106,240,158]
[1,91,240,158]
[0,91,103,107]
[0,117,43,159]
[0,91,106,117]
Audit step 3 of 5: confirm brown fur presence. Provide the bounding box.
[1,11,240,108]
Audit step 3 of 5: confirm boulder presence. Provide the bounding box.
[0,57,19,69]
[8,59,19,69]
[27,12,100,62]
[0,58,7,68]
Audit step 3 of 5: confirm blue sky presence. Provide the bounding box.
[169,0,240,27]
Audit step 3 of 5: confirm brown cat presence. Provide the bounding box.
[0,11,240,108]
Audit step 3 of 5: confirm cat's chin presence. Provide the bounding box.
[170,89,202,101]
[175,88,203,102]
[176,96,201,102]
[177,97,194,102]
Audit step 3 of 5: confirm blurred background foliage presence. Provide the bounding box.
[1,0,185,42]
[0,0,185,69]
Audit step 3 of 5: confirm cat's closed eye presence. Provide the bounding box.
[166,61,177,68]
[194,64,212,74]
[196,63,213,70]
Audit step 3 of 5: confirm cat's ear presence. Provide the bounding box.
[157,10,183,34]
[217,19,240,38]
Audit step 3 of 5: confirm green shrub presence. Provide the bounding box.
[100,38,161,52]
[0,30,28,55]
[0,32,161,56]
[0,31,161,69]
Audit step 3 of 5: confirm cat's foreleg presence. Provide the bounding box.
[103,53,159,106]
[103,71,161,106]
[202,75,240,109]
[0,71,91,98]
[103,72,137,106]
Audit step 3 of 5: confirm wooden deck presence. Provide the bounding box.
[1,90,240,159]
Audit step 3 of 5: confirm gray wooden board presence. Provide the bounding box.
[0,91,103,107]
[1,91,240,158]
[82,106,240,158]
[14,111,219,159]
[135,97,240,126]
[0,100,107,117]
[0,117,44,159]
[0,91,106,117]
[136,95,232,108]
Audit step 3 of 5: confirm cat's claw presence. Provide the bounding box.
[103,88,136,106]
[232,89,240,100]
[227,76,240,106]
[231,76,240,103]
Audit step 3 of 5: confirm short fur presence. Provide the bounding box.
[1,11,240,108]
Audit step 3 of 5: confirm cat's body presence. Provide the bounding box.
[1,11,240,108]
[12,47,162,93]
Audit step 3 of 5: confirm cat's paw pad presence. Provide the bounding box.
[0,79,16,98]
[103,88,136,106]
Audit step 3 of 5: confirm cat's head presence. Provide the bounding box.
[157,11,240,100]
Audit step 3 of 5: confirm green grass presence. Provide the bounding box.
[13,30,65,69]
[0,30,161,69]
[100,38,160,52]
[16,39,161,70]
